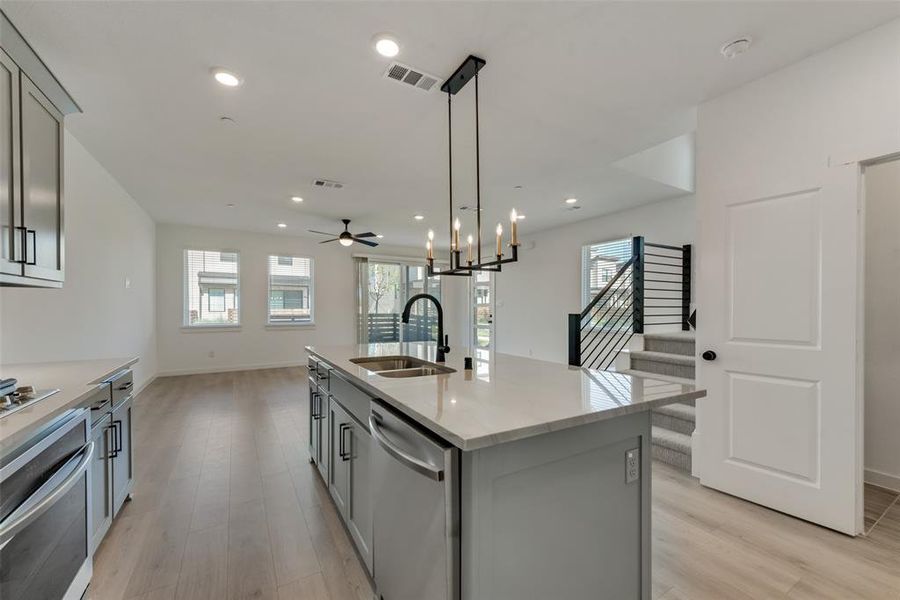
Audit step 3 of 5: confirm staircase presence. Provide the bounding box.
[567,236,697,472]
[624,332,696,472]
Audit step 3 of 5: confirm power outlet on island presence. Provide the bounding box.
[625,448,640,484]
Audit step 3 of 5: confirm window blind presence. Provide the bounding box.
[268,255,313,324]
[184,249,240,326]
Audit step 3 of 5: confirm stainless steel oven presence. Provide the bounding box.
[0,409,94,600]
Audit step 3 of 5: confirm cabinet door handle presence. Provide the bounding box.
[113,419,123,454]
[117,381,133,392]
[11,226,25,264]
[24,230,35,266]
[310,391,317,418]
[107,422,119,459]
[338,423,351,460]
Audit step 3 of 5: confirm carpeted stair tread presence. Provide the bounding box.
[622,368,696,387]
[629,350,695,366]
[652,426,692,455]
[655,402,695,422]
[642,332,696,343]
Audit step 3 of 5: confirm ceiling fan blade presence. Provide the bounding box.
[318,238,339,244]
[352,237,379,247]
[308,230,338,236]
[354,232,377,238]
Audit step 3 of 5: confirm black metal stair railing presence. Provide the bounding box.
[568,236,692,369]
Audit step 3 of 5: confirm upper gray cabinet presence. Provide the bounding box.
[0,12,79,288]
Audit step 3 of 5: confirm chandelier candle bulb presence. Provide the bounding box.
[510,209,519,246]
[453,218,461,250]
[427,230,435,260]
[467,235,474,263]
[426,239,433,260]
[496,223,503,257]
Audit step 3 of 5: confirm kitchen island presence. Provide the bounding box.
[306,342,705,600]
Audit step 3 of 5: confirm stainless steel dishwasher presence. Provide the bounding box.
[369,401,459,600]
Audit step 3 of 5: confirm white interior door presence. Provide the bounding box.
[696,163,862,535]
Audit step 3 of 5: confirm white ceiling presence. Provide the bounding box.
[4,1,898,248]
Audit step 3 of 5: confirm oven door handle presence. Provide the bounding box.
[0,440,94,550]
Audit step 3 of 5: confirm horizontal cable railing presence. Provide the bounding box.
[568,236,692,368]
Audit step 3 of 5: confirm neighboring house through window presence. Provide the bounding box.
[581,238,632,308]
[183,249,240,327]
[268,255,313,324]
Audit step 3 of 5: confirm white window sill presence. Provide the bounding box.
[180,326,242,333]
[266,322,315,330]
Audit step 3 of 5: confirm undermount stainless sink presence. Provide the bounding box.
[350,356,455,377]
[377,366,455,378]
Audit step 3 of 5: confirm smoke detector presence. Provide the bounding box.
[721,37,752,59]
[383,61,441,93]
[313,179,344,190]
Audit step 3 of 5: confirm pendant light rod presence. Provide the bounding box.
[475,69,482,265]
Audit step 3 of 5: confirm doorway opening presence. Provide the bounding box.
[862,157,900,533]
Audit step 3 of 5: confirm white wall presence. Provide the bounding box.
[0,130,157,389]
[864,159,900,491]
[156,223,465,375]
[489,195,694,364]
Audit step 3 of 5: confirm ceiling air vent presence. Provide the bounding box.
[313,179,344,190]
[383,61,440,93]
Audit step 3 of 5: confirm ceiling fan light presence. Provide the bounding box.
[339,237,354,247]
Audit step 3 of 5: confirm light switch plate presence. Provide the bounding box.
[625,448,640,484]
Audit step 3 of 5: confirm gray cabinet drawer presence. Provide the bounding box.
[312,360,331,391]
[328,370,373,427]
[85,384,111,426]
[108,369,133,405]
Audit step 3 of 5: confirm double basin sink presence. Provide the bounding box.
[350,356,456,378]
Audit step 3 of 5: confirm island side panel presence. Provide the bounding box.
[461,410,651,600]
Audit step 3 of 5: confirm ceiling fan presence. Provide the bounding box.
[309,219,379,247]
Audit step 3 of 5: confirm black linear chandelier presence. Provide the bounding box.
[425,55,520,277]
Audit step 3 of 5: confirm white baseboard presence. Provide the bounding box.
[155,361,307,377]
[865,468,900,493]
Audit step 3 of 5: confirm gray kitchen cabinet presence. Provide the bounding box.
[89,415,114,553]
[0,49,20,277]
[329,400,351,516]
[0,12,78,288]
[19,74,63,283]
[346,417,374,574]
[111,394,134,515]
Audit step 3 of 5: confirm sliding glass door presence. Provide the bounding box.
[361,260,441,344]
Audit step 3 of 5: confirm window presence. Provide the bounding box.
[184,249,240,327]
[581,238,632,307]
[268,255,313,325]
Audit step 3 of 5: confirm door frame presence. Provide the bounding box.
[857,151,900,531]
[470,271,496,354]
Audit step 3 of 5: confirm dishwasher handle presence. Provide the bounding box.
[369,413,444,482]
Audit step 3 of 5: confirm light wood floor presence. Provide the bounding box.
[88,368,900,600]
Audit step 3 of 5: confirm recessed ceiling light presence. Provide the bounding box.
[376,234,384,239]
[414,214,425,221]
[721,37,752,60]
[516,214,526,220]
[277,223,287,228]
[291,196,303,203]
[211,67,242,87]
[565,198,578,204]
[373,34,400,58]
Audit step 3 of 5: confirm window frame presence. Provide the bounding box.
[182,247,242,330]
[267,254,315,327]
[581,236,632,308]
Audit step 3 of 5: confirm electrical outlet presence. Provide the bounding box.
[625,448,640,484]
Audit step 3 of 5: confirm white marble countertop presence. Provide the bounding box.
[0,357,138,453]
[306,343,705,450]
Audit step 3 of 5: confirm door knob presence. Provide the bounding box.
[701,350,717,361]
